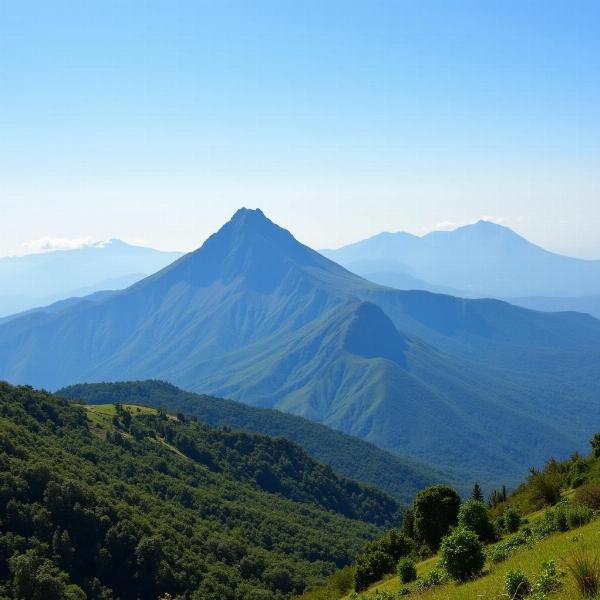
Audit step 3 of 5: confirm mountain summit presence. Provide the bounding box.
[322,220,600,297]
[1,208,600,485]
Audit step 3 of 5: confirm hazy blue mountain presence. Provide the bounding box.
[0,239,182,317]
[508,295,600,320]
[57,379,460,502]
[2,208,600,486]
[321,220,600,298]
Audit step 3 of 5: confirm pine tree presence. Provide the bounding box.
[471,482,484,502]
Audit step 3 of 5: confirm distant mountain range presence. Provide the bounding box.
[0,239,182,317]
[2,209,600,486]
[321,221,600,316]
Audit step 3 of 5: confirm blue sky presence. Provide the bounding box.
[1,1,599,257]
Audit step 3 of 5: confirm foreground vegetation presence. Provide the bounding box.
[0,382,400,599]
[298,437,600,600]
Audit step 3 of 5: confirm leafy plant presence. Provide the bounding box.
[534,559,563,594]
[457,499,496,542]
[505,569,532,599]
[396,558,417,584]
[504,507,522,533]
[573,483,600,510]
[415,569,446,590]
[439,526,485,582]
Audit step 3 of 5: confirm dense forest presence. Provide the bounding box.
[58,380,454,502]
[0,382,401,599]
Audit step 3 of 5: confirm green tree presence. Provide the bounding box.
[396,557,417,583]
[439,526,485,582]
[413,485,460,552]
[591,433,600,458]
[458,499,496,542]
[10,550,68,600]
[471,482,484,502]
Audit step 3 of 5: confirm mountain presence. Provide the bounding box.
[58,380,458,503]
[2,208,600,486]
[508,294,600,320]
[320,220,600,298]
[0,381,397,599]
[0,239,182,317]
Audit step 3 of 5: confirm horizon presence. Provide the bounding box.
[1,2,599,259]
[3,210,600,262]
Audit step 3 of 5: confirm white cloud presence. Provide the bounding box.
[430,220,459,231]
[20,236,99,254]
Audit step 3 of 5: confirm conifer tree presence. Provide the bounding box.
[471,482,484,502]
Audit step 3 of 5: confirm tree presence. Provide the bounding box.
[439,526,485,582]
[457,500,496,543]
[471,482,484,502]
[503,507,521,533]
[10,550,68,600]
[354,550,393,591]
[591,433,600,458]
[396,557,417,583]
[412,485,461,552]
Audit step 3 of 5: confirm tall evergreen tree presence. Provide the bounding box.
[471,482,484,502]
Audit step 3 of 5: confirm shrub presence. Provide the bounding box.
[505,569,532,599]
[564,550,600,597]
[573,483,600,510]
[458,499,496,542]
[553,501,569,532]
[396,558,417,584]
[488,545,509,564]
[534,559,563,594]
[328,566,354,595]
[529,471,562,508]
[566,504,594,529]
[503,507,521,533]
[415,569,446,590]
[412,485,460,552]
[439,526,485,582]
[353,550,393,592]
[532,510,558,540]
[398,587,410,596]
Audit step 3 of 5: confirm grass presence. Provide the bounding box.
[344,519,600,599]
[82,404,185,457]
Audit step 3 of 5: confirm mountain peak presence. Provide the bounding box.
[149,208,338,293]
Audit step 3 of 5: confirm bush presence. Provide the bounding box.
[415,569,446,590]
[439,526,485,582]
[564,550,600,597]
[566,504,594,529]
[488,545,510,564]
[505,569,532,599]
[534,559,563,594]
[573,483,600,511]
[353,550,393,592]
[396,558,417,584]
[530,471,562,508]
[412,485,460,552]
[503,507,521,533]
[458,499,496,542]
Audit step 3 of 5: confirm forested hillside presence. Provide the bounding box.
[58,380,456,502]
[0,382,400,599]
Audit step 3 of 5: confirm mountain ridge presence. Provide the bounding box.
[2,209,600,485]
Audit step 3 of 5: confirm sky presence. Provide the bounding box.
[0,0,599,258]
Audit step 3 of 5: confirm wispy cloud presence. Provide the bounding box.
[20,236,99,254]
[424,215,526,234]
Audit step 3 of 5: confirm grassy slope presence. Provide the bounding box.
[347,516,600,599]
